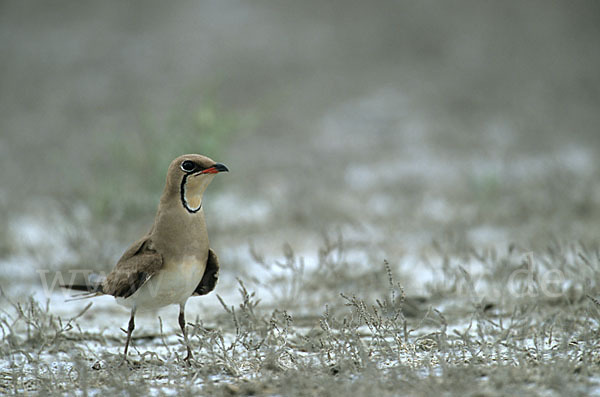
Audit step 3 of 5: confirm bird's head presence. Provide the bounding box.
[165,154,228,213]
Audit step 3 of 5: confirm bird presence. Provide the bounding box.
[62,153,228,362]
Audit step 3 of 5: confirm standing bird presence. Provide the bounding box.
[62,154,228,362]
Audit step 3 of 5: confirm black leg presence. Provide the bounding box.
[179,304,193,362]
[123,308,136,359]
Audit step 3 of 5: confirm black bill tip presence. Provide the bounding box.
[213,163,229,172]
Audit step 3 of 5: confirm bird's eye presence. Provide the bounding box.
[180,160,196,172]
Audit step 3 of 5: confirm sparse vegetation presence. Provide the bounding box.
[3,234,600,395]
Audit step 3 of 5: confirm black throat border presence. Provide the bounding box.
[180,174,202,213]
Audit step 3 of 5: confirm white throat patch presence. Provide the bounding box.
[180,173,215,213]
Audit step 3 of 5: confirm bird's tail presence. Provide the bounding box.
[60,274,105,300]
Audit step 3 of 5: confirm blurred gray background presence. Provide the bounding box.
[2,3,600,394]
[1,0,599,272]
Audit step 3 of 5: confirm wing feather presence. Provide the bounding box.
[193,248,220,295]
[102,236,163,298]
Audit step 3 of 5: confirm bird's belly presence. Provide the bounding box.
[118,256,206,310]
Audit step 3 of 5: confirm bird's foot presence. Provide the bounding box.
[118,356,130,368]
[183,349,194,366]
[118,355,141,369]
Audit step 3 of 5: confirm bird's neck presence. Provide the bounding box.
[151,194,209,260]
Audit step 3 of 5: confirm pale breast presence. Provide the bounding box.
[117,255,207,310]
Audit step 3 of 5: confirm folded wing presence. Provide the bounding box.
[193,248,220,295]
[103,237,163,298]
